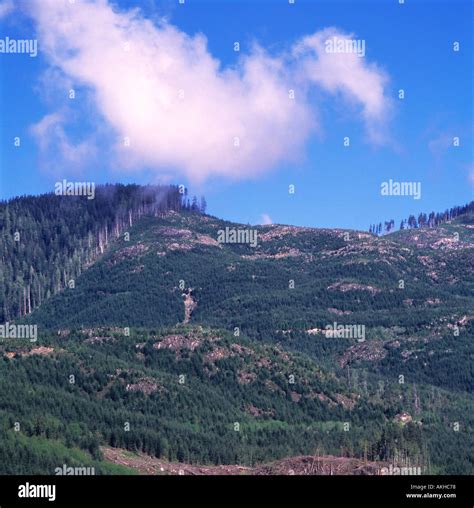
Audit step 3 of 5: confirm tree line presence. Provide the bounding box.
[0,184,206,321]
[369,201,473,235]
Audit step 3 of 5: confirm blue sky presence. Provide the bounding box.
[0,0,472,230]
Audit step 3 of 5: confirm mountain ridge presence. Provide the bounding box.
[1,191,473,474]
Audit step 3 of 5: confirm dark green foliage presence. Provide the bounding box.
[1,190,473,474]
[0,184,196,321]
[2,326,471,473]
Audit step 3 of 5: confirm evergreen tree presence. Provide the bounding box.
[199,196,207,214]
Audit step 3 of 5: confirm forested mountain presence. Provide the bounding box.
[0,189,472,475]
[0,184,204,321]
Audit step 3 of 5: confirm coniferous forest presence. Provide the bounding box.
[0,184,205,321]
[0,187,472,475]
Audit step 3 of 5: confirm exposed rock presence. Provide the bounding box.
[393,412,413,425]
[203,346,231,363]
[327,308,353,315]
[290,391,302,403]
[339,341,387,368]
[182,289,197,324]
[237,369,257,385]
[327,282,381,295]
[153,334,202,357]
[126,377,163,396]
[244,404,275,418]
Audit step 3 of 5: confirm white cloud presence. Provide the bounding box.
[29,112,96,175]
[27,0,392,182]
[293,28,392,144]
[0,0,14,19]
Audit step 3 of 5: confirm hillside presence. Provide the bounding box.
[28,208,474,393]
[0,193,473,475]
[2,323,472,474]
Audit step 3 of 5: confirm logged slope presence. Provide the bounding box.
[28,210,474,392]
[1,325,472,474]
[101,446,388,475]
[29,209,474,331]
[4,204,473,474]
[0,325,408,469]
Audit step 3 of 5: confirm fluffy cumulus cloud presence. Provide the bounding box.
[293,28,390,144]
[27,0,392,182]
